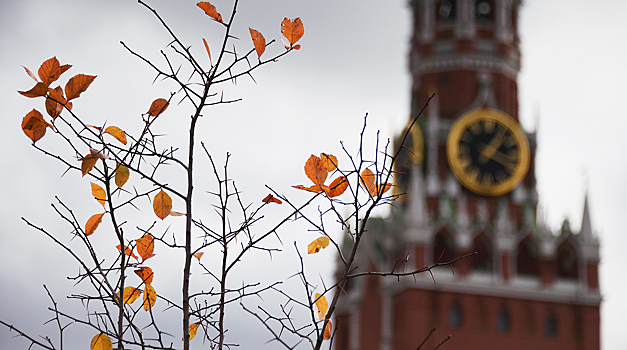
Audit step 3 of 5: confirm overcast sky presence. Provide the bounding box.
[1,0,626,348]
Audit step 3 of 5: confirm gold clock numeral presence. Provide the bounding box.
[460,130,473,142]
[481,172,494,185]
[504,135,516,147]
[484,119,495,133]
[470,123,482,135]
[495,170,507,182]
[458,154,471,168]
[459,144,470,155]
[468,166,480,181]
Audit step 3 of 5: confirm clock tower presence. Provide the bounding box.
[333,1,601,350]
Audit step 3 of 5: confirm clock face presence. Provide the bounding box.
[447,108,530,196]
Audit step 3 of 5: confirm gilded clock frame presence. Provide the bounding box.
[447,108,530,196]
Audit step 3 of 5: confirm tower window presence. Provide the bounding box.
[497,306,510,333]
[449,302,462,329]
[557,240,579,279]
[472,233,493,271]
[438,0,456,21]
[476,0,494,22]
[544,312,557,338]
[517,236,539,276]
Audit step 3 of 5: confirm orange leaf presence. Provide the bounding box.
[46,86,68,119]
[281,18,304,46]
[146,98,169,116]
[169,211,186,217]
[320,153,337,172]
[326,176,348,198]
[59,64,72,76]
[65,74,96,101]
[183,323,200,341]
[292,184,329,193]
[249,28,266,58]
[262,194,282,204]
[153,189,172,220]
[323,319,332,340]
[91,182,106,208]
[202,38,212,64]
[293,44,301,50]
[314,293,328,320]
[18,82,48,98]
[136,234,155,262]
[21,109,52,143]
[81,154,98,177]
[360,168,391,197]
[115,163,129,188]
[304,154,327,186]
[307,236,330,254]
[38,57,61,86]
[85,213,105,236]
[90,333,112,350]
[117,244,139,260]
[104,126,127,145]
[134,266,154,285]
[193,252,204,262]
[378,182,392,195]
[143,284,157,311]
[115,286,142,304]
[197,2,222,23]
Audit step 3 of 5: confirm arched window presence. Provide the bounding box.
[475,0,495,22]
[437,0,456,22]
[497,306,510,333]
[557,240,578,279]
[544,312,557,338]
[517,236,539,276]
[449,302,462,329]
[472,233,493,271]
[433,230,455,264]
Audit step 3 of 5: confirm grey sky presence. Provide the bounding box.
[1,0,625,348]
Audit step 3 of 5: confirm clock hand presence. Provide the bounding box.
[489,150,517,171]
[479,127,506,163]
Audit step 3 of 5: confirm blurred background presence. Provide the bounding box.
[1,0,625,348]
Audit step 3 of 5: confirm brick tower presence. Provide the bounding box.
[333,1,601,349]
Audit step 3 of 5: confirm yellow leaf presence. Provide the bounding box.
[104,126,127,145]
[85,213,105,236]
[307,236,330,254]
[153,189,172,220]
[314,293,328,320]
[183,323,200,341]
[143,284,157,311]
[115,163,129,188]
[115,286,142,304]
[91,182,106,208]
[136,234,155,262]
[90,333,112,350]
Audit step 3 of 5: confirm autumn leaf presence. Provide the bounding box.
[308,236,330,254]
[292,184,329,193]
[202,38,212,64]
[135,266,154,285]
[146,98,169,116]
[197,2,223,23]
[85,213,105,236]
[115,286,142,304]
[22,65,38,82]
[170,211,186,217]
[117,245,139,261]
[320,153,337,172]
[90,333,112,350]
[115,163,129,188]
[65,74,96,101]
[104,126,127,145]
[314,293,328,320]
[360,168,392,198]
[153,189,172,220]
[249,28,266,58]
[90,182,106,208]
[184,323,200,341]
[327,176,348,198]
[18,82,48,98]
[193,252,204,262]
[38,57,61,86]
[143,284,157,311]
[281,18,304,46]
[46,86,69,119]
[81,154,98,177]
[262,194,282,204]
[89,148,110,160]
[21,109,52,143]
[323,319,332,340]
[305,154,328,186]
[136,234,155,262]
